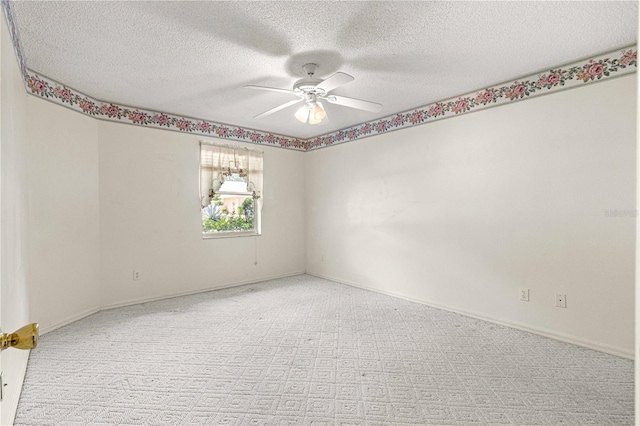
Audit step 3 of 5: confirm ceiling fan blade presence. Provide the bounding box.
[244,85,296,96]
[325,95,382,113]
[253,99,303,119]
[316,72,354,93]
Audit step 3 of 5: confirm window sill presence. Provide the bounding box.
[202,231,260,239]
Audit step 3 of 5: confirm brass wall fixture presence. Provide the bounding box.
[0,323,38,351]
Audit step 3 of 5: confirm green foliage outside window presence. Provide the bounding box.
[202,194,254,233]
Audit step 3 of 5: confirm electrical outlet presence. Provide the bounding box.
[519,288,529,302]
[555,293,566,308]
[133,270,141,281]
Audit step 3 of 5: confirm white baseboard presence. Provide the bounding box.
[40,271,306,335]
[39,306,101,335]
[37,269,633,357]
[307,271,634,360]
[100,271,306,311]
[2,349,29,426]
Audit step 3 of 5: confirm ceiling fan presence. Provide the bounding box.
[244,63,383,125]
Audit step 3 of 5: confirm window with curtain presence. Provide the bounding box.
[200,142,263,238]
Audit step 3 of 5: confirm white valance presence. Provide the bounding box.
[200,142,263,208]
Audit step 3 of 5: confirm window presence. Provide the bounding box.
[200,142,263,238]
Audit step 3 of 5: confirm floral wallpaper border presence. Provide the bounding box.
[307,46,637,151]
[1,0,636,152]
[25,70,307,150]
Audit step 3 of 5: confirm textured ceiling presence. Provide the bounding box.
[12,1,638,139]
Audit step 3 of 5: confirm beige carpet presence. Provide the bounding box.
[15,275,634,425]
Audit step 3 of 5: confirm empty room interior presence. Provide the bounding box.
[0,1,638,425]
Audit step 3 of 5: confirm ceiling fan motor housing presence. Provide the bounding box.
[294,63,326,96]
[293,78,325,96]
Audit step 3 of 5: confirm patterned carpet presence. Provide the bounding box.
[15,275,634,425]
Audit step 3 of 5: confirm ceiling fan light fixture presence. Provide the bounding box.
[294,105,310,123]
[295,101,326,125]
[308,114,322,125]
[310,102,326,122]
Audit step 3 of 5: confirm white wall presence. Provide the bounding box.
[26,97,101,333]
[98,122,305,308]
[306,74,637,358]
[1,15,31,425]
